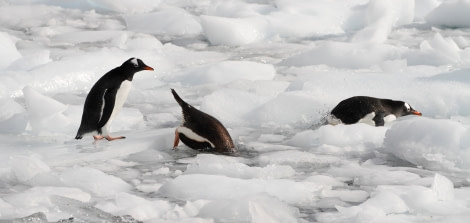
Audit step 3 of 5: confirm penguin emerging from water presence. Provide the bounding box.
[75,58,154,141]
[171,89,236,154]
[327,96,422,126]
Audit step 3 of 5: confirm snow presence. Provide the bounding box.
[1,0,470,222]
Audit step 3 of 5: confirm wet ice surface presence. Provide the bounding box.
[1,0,470,222]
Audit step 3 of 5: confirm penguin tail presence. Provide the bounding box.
[75,133,83,140]
[171,88,188,107]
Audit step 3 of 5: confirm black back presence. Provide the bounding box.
[75,58,153,139]
[171,89,235,153]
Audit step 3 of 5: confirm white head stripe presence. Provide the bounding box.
[404,103,411,110]
[130,58,138,66]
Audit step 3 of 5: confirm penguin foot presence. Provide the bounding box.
[105,136,126,141]
[93,135,105,140]
[93,135,126,141]
[173,129,180,150]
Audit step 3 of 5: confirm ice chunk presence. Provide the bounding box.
[0,98,24,121]
[269,0,346,38]
[405,33,463,66]
[23,86,66,118]
[198,195,299,223]
[8,49,51,71]
[0,32,22,69]
[352,0,414,43]
[279,42,401,69]
[49,0,161,13]
[258,150,340,168]
[3,186,91,208]
[322,189,369,203]
[159,174,323,206]
[201,15,266,46]
[415,0,440,21]
[0,98,27,133]
[172,60,276,85]
[23,86,73,135]
[9,155,50,182]
[60,167,132,197]
[290,124,387,148]
[184,154,296,179]
[383,117,470,170]
[125,7,202,37]
[96,192,173,221]
[333,191,408,222]
[108,107,145,132]
[431,173,454,201]
[200,89,271,125]
[426,0,470,28]
[252,91,319,125]
[327,162,422,186]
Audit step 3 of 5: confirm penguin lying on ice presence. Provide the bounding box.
[327,96,422,126]
[171,89,236,154]
[75,58,154,141]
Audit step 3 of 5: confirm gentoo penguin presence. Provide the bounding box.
[75,58,153,141]
[327,96,422,126]
[171,89,236,154]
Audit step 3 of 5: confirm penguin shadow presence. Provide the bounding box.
[74,139,111,153]
[170,143,258,159]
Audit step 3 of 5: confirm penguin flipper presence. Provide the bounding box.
[373,113,385,126]
[97,88,118,129]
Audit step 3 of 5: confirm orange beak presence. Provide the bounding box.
[143,66,154,71]
[412,110,422,116]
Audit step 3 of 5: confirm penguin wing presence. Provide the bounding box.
[97,87,118,129]
[76,86,108,138]
[372,112,385,126]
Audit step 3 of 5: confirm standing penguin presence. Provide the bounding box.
[171,89,236,154]
[327,96,422,126]
[75,58,154,141]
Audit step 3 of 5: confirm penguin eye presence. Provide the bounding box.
[404,103,411,112]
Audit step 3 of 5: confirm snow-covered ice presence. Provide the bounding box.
[1,0,470,222]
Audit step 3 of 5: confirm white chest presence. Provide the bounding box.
[358,112,376,126]
[358,112,397,126]
[112,80,132,117]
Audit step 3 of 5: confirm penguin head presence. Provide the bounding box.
[398,102,422,117]
[122,57,154,72]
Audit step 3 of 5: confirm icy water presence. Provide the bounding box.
[1,0,470,222]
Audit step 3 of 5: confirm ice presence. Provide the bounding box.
[382,118,470,170]
[159,174,324,206]
[170,60,276,85]
[2,0,470,222]
[49,0,162,14]
[351,0,414,43]
[9,155,50,183]
[183,154,296,179]
[426,0,470,28]
[406,33,465,66]
[0,32,22,69]
[432,173,455,201]
[22,86,74,135]
[201,15,265,46]
[124,7,202,37]
[198,194,299,223]
[0,98,26,133]
[279,42,402,69]
[60,167,132,197]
